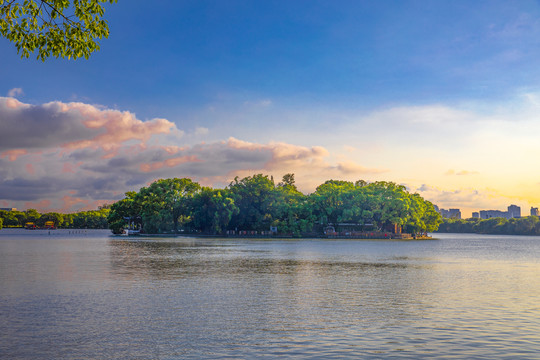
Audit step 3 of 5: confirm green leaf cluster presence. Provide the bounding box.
[0,0,116,60]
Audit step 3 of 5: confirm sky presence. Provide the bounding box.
[2,0,540,217]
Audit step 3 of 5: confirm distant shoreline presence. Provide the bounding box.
[115,233,434,241]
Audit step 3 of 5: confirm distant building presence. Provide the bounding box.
[479,210,507,219]
[478,205,521,219]
[507,205,521,218]
[0,208,17,211]
[531,207,539,216]
[435,205,461,219]
[472,212,479,218]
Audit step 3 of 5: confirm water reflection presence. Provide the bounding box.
[108,238,439,327]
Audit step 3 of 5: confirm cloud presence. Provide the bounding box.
[0,149,28,161]
[0,99,384,212]
[336,161,387,175]
[0,97,174,154]
[194,127,209,136]
[445,169,480,176]
[7,88,23,97]
[5,97,534,214]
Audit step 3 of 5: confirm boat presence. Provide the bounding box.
[122,229,141,236]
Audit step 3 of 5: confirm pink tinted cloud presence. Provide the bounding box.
[140,155,201,173]
[24,199,51,212]
[4,97,25,109]
[59,103,175,153]
[60,195,88,213]
[220,137,388,192]
[226,137,330,169]
[1,149,28,161]
[25,163,35,175]
[163,145,188,154]
[62,162,83,174]
[336,161,387,175]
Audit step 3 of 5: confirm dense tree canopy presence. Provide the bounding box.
[0,0,116,60]
[106,174,441,236]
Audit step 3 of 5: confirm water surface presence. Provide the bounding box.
[1,229,539,359]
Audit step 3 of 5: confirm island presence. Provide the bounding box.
[107,174,441,239]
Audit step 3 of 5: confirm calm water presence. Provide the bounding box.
[1,229,539,359]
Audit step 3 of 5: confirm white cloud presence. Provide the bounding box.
[7,88,23,97]
[194,127,209,136]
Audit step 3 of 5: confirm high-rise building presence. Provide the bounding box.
[477,205,521,219]
[479,210,507,219]
[435,206,462,219]
[531,207,539,216]
[507,205,521,218]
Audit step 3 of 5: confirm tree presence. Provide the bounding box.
[24,208,40,223]
[310,180,355,230]
[278,173,296,189]
[364,181,411,232]
[37,212,64,227]
[191,187,239,234]
[0,210,19,227]
[272,180,313,236]
[228,174,276,231]
[138,178,200,234]
[0,0,117,61]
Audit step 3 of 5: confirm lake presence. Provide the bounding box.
[1,229,539,359]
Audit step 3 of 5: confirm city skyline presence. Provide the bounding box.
[2,1,540,217]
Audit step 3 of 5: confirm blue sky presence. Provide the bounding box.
[2,0,540,215]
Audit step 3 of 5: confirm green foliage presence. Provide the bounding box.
[191,187,239,234]
[108,191,141,234]
[228,174,277,231]
[108,178,202,234]
[37,212,64,227]
[0,217,3,230]
[67,209,109,228]
[24,208,40,222]
[272,181,314,236]
[308,180,438,235]
[0,210,22,226]
[0,0,117,60]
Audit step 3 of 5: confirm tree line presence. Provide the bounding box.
[437,217,540,236]
[0,207,110,230]
[107,174,442,236]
